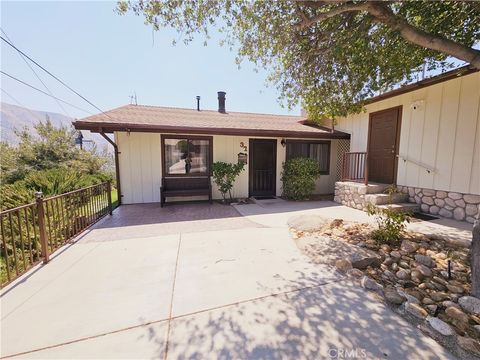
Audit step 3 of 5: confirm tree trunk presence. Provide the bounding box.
[472,220,480,298]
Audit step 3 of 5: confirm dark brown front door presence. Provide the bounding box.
[367,106,402,184]
[249,139,277,197]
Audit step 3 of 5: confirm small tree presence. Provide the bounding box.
[212,162,245,202]
[281,158,320,200]
[366,203,411,246]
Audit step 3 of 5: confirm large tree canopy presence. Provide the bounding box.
[118,1,480,121]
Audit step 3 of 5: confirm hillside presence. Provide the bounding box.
[0,102,111,151]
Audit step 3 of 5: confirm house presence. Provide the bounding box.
[73,92,350,205]
[334,65,480,223]
[73,65,479,223]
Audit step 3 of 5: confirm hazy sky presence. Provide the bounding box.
[1,1,301,119]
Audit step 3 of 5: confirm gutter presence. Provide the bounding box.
[99,131,122,206]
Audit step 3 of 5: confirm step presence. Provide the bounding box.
[377,203,420,214]
[366,183,390,194]
[365,193,409,205]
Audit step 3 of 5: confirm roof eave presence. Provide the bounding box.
[73,121,350,139]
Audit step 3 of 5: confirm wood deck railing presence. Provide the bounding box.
[1,181,112,287]
[342,152,368,185]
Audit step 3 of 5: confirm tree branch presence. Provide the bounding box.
[297,2,368,29]
[296,1,480,68]
[365,2,480,69]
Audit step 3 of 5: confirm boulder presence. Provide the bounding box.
[445,306,469,324]
[396,269,410,280]
[287,214,330,232]
[350,250,383,269]
[458,296,480,315]
[335,259,352,273]
[430,291,450,302]
[414,254,434,268]
[426,316,455,336]
[361,276,383,292]
[384,287,406,305]
[390,250,401,259]
[446,284,464,294]
[405,302,428,319]
[347,268,364,278]
[401,240,418,253]
[415,264,432,278]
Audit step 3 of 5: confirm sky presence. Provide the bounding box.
[1,1,301,119]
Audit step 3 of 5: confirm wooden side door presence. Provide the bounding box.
[367,106,402,184]
[249,139,277,197]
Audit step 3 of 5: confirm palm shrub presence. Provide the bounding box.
[212,161,245,202]
[281,158,320,200]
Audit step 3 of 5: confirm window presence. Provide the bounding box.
[286,140,330,175]
[162,136,212,176]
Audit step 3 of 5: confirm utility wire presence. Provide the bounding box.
[1,70,95,115]
[1,88,46,123]
[0,35,112,119]
[1,28,72,118]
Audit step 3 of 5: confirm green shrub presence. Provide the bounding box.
[212,161,245,202]
[366,203,411,246]
[281,158,320,200]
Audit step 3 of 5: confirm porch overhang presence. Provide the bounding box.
[73,122,351,139]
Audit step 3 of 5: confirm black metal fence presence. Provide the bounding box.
[1,181,112,287]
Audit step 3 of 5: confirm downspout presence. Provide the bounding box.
[99,131,122,206]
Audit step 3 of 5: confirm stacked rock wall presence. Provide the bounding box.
[396,186,479,223]
[334,182,368,210]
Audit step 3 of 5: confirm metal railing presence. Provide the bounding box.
[397,154,436,174]
[342,152,368,185]
[1,181,112,287]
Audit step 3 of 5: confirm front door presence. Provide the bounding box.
[367,106,402,184]
[249,139,277,197]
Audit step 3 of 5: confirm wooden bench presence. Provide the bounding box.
[160,176,212,207]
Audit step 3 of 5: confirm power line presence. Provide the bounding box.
[1,88,47,123]
[1,70,95,115]
[1,27,72,118]
[0,35,112,119]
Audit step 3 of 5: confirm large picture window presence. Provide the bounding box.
[286,140,331,175]
[162,136,212,176]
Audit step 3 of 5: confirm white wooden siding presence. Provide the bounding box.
[115,132,340,204]
[335,72,480,195]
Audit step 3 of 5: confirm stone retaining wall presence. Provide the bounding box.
[397,185,480,223]
[334,181,368,210]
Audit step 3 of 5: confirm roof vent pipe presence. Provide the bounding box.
[217,91,226,113]
[196,96,201,111]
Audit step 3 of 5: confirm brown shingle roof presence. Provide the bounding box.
[73,104,349,139]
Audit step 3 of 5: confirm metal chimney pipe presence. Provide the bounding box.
[217,91,226,113]
[196,96,201,111]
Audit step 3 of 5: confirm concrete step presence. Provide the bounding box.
[377,203,420,214]
[365,193,409,205]
[366,183,390,194]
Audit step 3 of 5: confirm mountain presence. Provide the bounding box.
[0,102,111,151]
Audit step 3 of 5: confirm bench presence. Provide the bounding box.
[160,176,212,207]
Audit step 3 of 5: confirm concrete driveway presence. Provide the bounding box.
[1,202,456,359]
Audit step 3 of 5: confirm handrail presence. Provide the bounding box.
[397,154,436,173]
